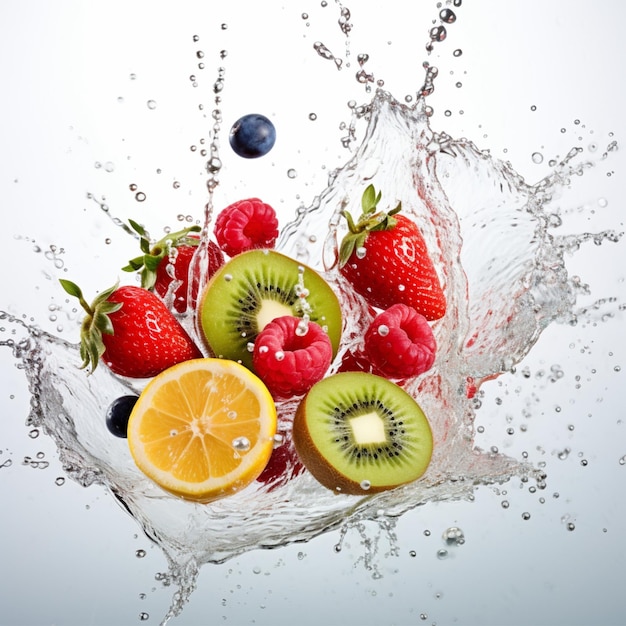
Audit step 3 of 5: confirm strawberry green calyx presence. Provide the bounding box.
[59,279,122,373]
[122,220,201,290]
[338,184,402,268]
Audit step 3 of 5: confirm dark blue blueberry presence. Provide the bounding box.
[229,113,276,158]
[105,395,138,438]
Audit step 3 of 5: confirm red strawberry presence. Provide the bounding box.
[338,185,446,320]
[123,220,224,313]
[252,316,332,399]
[364,304,436,379]
[214,198,279,257]
[59,280,202,378]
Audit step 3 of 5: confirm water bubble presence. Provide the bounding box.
[442,526,465,545]
[55,476,65,486]
[220,23,228,30]
[436,549,448,560]
[28,428,39,439]
[136,549,147,558]
[440,8,456,23]
[619,455,626,465]
[423,529,431,537]
[453,48,462,57]
[501,500,510,509]
[409,550,417,557]
[146,100,157,110]
[429,25,447,42]
[232,437,251,452]
[135,192,146,202]
[377,324,389,337]
[139,613,149,621]
[522,512,531,520]
[308,112,317,121]
[532,152,544,164]
[287,169,298,179]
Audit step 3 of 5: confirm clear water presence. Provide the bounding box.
[1,3,623,624]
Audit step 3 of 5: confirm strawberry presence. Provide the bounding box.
[363,304,436,380]
[214,198,279,257]
[59,279,202,378]
[122,220,224,313]
[338,185,446,320]
[252,316,332,399]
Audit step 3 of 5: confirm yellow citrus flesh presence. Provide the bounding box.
[127,358,277,502]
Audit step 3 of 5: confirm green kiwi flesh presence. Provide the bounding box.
[292,372,433,495]
[199,249,342,371]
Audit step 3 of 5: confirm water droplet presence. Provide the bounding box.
[224,274,233,282]
[522,512,531,520]
[287,169,297,179]
[252,566,261,574]
[453,49,462,57]
[360,479,371,490]
[442,526,465,545]
[28,428,39,439]
[532,152,544,164]
[501,500,510,509]
[232,436,251,452]
[436,549,448,560]
[308,112,317,121]
[146,100,157,110]
[409,550,417,557]
[567,522,576,531]
[55,476,65,486]
[136,549,146,558]
[295,319,309,336]
[355,246,367,259]
[135,192,146,202]
[439,8,456,23]
[429,25,447,42]
[246,342,255,353]
[275,351,285,361]
[139,612,149,621]
[377,324,389,337]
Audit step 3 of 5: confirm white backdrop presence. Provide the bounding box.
[1,1,625,625]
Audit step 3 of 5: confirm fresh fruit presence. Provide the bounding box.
[339,185,446,320]
[364,304,436,379]
[229,113,276,158]
[292,372,433,495]
[199,249,342,371]
[105,395,139,438]
[255,436,305,488]
[60,280,202,378]
[127,358,277,502]
[252,316,332,399]
[214,198,279,258]
[122,220,224,313]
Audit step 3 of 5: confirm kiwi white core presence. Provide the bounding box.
[256,299,293,331]
[349,412,387,445]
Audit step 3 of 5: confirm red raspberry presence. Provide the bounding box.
[364,303,436,380]
[214,198,279,257]
[252,316,332,399]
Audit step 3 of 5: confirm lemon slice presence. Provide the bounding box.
[127,358,277,502]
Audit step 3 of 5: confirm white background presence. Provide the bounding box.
[1,1,625,625]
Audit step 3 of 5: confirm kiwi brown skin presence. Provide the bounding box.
[292,372,433,495]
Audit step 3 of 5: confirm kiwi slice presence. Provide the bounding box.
[292,372,433,495]
[199,249,342,371]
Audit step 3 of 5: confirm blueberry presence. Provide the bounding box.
[229,113,276,158]
[105,395,138,438]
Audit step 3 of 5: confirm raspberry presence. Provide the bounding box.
[255,436,305,489]
[364,304,436,380]
[252,316,332,399]
[214,198,279,257]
